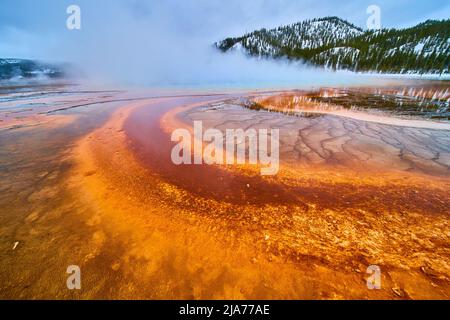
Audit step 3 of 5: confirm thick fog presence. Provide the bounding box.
[1,0,448,87]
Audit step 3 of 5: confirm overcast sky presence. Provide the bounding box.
[1,0,448,86]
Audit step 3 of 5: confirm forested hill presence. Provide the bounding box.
[216,17,449,75]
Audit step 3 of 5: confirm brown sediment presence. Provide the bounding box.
[0,113,78,131]
[0,86,122,130]
[68,93,450,299]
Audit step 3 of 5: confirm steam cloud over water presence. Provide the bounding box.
[57,1,369,87]
[1,0,448,87]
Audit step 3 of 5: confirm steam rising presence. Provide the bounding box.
[1,0,419,88]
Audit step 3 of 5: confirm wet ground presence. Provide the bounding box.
[248,82,450,120]
[0,82,449,299]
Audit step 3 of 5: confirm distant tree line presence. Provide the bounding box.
[216,17,450,74]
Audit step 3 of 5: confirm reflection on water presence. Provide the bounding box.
[248,82,450,120]
[0,95,123,299]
